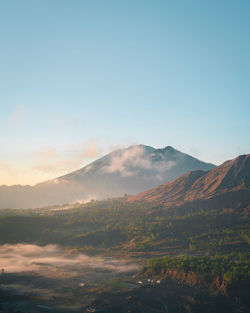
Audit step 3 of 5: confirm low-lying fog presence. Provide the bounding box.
[0,243,139,275]
[0,244,140,312]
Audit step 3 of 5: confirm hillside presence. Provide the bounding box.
[0,145,215,209]
[0,154,249,256]
[127,154,250,208]
[0,154,249,313]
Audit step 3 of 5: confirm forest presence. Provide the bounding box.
[0,197,249,256]
[0,197,249,312]
[144,253,250,285]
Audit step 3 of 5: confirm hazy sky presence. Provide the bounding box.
[1,0,249,185]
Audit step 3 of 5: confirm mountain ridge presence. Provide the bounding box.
[0,144,215,208]
[127,154,250,206]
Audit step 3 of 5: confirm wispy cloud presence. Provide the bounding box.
[103,145,175,179]
[52,196,97,210]
[0,161,23,185]
[103,146,152,176]
[33,140,102,175]
[33,146,83,173]
[0,143,177,186]
[0,139,103,185]
[0,244,139,274]
[0,161,17,175]
[10,104,25,124]
[83,139,102,158]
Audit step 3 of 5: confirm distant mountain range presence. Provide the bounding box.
[0,145,215,209]
[128,154,250,210]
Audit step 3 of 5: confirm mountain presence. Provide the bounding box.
[0,145,215,209]
[127,154,250,208]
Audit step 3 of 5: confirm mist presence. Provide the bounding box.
[0,243,139,275]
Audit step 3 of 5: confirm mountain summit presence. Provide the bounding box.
[0,145,215,208]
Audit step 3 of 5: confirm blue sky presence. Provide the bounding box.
[0,0,249,185]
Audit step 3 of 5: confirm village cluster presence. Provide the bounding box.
[137,279,163,285]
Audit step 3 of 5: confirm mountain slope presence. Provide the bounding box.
[0,145,215,208]
[127,154,250,207]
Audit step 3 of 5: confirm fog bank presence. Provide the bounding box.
[0,244,139,274]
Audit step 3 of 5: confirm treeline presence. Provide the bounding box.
[61,199,249,253]
[0,198,249,254]
[145,253,250,285]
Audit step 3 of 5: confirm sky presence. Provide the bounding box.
[0,0,249,185]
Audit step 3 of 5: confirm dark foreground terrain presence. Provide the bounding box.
[0,246,249,313]
[0,154,249,312]
[0,270,249,313]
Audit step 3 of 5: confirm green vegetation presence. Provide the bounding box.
[0,198,249,255]
[0,198,249,313]
[144,253,250,285]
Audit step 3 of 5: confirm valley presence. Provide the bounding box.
[0,153,249,312]
[1,1,249,311]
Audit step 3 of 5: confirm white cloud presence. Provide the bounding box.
[103,146,152,176]
[52,196,98,210]
[103,145,176,178]
[0,244,139,274]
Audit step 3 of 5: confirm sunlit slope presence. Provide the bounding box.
[128,154,250,208]
[0,145,215,208]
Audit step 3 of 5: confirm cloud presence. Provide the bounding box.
[103,146,152,177]
[0,143,177,186]
[0,139,103,185]
[52,196,97,210]
[0,244,139,274]
[0,161,22,185]
[103,145,175,178]
[34,140,102,175]
[83,139,102,158]
[10,104,25,124]
[0,162,18,176]
[33,146,83,174]
[38,147,58,160]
